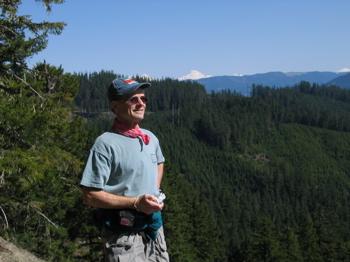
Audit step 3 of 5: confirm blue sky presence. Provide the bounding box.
[20,0,350,79]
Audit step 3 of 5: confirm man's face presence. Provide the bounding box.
[111,90,147,124]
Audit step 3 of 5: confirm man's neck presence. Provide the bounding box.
[114,118,139,130]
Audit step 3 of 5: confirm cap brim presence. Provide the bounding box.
[108,81,151,101]
[127,82,151,95]
[137,82,151,89]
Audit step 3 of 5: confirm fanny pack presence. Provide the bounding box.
[93,208,162,240]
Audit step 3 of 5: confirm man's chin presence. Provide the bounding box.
[132,115,144,122]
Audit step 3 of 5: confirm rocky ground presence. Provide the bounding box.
[0,237,44,262]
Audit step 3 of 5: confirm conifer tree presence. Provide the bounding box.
[0,0,65,95]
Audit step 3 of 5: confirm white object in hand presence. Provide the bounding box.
[157,192,166,204]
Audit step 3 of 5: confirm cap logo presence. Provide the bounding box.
[123,79,137,85]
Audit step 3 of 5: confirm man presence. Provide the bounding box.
[80,77,169,262]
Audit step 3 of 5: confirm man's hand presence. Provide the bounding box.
[135,194,163,214]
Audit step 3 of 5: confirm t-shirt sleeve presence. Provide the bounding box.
[80,150,111,189]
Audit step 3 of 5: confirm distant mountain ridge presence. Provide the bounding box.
[189,71,349,95]
[327,73,350,89]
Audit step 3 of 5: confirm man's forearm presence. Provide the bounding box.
[82,188,136,209]
[157,163,164,189]
[81,188,163,214]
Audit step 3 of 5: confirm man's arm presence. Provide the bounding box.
[157,163,164,189]
[81,187,163,215]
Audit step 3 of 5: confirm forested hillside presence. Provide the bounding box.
[76,74,350,261]
[1,1,350,261]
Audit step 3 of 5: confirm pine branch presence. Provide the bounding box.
[0,24,20,36]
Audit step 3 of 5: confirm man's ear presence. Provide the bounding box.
[110,100,118,114]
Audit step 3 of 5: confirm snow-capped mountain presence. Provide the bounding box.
[178,70,211,81]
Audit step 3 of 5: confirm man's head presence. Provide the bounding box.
[108,78,150,102]
[108,77,151,125]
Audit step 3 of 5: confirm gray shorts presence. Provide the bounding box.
[103,227,169,262]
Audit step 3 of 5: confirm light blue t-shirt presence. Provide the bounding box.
[80,129,165,197]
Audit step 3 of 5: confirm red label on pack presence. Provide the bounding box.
[120,217,132,226]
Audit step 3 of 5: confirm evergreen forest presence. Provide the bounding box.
[1,1,350,261]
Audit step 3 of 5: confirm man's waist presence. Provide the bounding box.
[94,208,162,232]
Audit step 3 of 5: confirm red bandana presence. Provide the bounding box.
[112,119,150,145]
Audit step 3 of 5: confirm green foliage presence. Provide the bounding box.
[0,3,96,259]
[143,80,350,261]
[0,0,65,75]
[0,67,92,260]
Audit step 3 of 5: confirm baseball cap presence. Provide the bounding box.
[108,77,151,101]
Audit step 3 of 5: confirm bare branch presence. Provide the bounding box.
[10,71,45,100]
[0,206,9,230]
[0,171,4,187]
[31,206,58,229]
